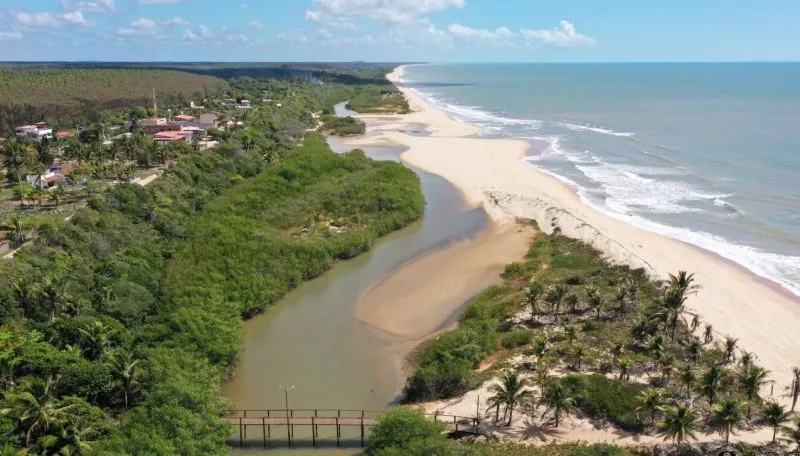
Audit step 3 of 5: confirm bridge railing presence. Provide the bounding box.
[228,409,384,420]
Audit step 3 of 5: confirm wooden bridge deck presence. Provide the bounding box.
[224,409,480,449]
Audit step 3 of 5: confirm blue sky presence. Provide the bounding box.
[1,0,799,62]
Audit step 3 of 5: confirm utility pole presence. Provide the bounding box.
[279,385,295,447]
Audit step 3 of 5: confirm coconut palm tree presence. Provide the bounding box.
[739,351,755,369]
[12,277,39,317]
[522,283,544,324]
[546,283,569,319]
[761,401,790,444]
[541,381,576,428]
[659,352,676,383]
[78,321,114,361]
[637,389,666,427]
[565,293,579,314]
[531,337,548,361]
[564,324,577,345]
[679,365,696,398]
[618,358,632,382]
[610,342,626,363]
[690,314,700,332]
[571,344,586,371]
[647,334,665,359]
[723,337,739,364]
[710,399,743,447]
[50,185,66,208]
[700,365,723,405]
[587,293,606,320]
[107,350,141,409]
[780,416,800,450]
[5,214,27,248]
[790,367,800,412]
[38,276,64,322]
[686,339,702,364]
[660,404,698,447]
[0,377,76,445]
[488,372,534,426]
[739,365,770,417]
[651,288,689,341]
[668,270,700,295]
[703,324,714,343]
[38,420,98,456]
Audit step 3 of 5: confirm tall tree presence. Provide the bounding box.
[522,282,544,324]
[487,372,533,426]
[637,389,666,427]
[723,337,739,364]
[660,404,697,448]
[739,365,770,417]
[545,283,569,319]
[700,365,723,405]
[107,350,141,409]
[667,270,700,295]
[761,401,789,444]
[587,293,606,320]
[0,377,76,445]
[709,398,743,447]
[541,381,576,428]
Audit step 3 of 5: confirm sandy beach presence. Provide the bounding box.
[353,65,800,394]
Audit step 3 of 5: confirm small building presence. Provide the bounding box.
[55,130,76,140]
[154,130,188,145]
[172,114,196,126]
[180,126,206,142]
[27,167,70,187]
[143,122,181,135]
[198,139,219,150]
[197,112,220,129]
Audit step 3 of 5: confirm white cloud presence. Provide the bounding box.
[448,23,514,42]
[183,29,199,41]
[0,29,24,40]
[117,16,187,36]
[226,33,250,43]
[520,21,595,47]
[249,21,264,29]
[137,0,186,4]
[61,0,116,13]
[305,0,464,25]
[13,10,91,28]
[278,29,310,44]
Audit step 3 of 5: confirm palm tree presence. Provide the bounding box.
[700,365,723,405]
[679,365,696,398]
[571,344,586,371]
[541,381,576,428]
[38,276,63,322]
[610,342,625,363]
[739,351,755,369]
[637,389,666,427]
[78,321,114,361]
[50,185,66,208]
[546,283,568,319]
[668,270,700,295]
[659,352,676,382]
[618,358,632,382]
[690,314,700,332]
[686,339,702,364]
[12,277,38,316]
[651,288,689,341]
[564,324,578,345]
[522,283,544,324]
[0,377,76,445]
[791,367,800,412]
[780,416,800,450]
[5,214,26,247]
[107,350,141,408]
[587,293,606,320]
[660,404,698,447]
[739,365,770,417]
[703,324,714,343]
[488,372,534,426]
[709,398,743,447]
[38,420,98,456]
[531,337,548,361]
[565,293,579,314]
[761,401,790,444]
[722,337,739,364]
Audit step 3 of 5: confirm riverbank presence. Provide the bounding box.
[374,65,800,390]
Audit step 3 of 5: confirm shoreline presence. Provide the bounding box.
[372,64,800,387]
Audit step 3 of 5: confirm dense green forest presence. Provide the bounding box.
[0,67,425,454]
[0,69,227,132]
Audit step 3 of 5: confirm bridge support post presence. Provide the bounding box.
[238,417,243,448]
[262,418,267,448]
[336,417,340,447]
[360,417,365,447]
[311,417,316,447]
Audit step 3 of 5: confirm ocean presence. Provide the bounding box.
[397,63,800,296]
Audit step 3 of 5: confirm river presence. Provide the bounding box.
[223,129,487,453]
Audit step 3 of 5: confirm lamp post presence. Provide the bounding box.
[279,385,295,447]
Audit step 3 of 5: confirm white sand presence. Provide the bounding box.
[375,66,800,393]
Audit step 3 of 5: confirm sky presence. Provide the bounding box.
[1,0,799,62]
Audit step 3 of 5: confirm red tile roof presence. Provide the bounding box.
[56,130,76,139]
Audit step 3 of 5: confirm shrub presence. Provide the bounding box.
[367,408,446,454]
[560,374,645,432]
[501,329,533,349]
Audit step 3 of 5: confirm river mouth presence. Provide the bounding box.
[223,140,488,453]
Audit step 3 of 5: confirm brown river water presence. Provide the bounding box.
[223,142,487,454]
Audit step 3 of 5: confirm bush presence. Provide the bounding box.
[366,408,446,455]
[501,329,533,349]
[320,115,366,136]
[560,374,645,432]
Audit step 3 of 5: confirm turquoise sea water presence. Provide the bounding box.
[398,63,800,296]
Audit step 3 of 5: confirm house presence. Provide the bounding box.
[172,114,195,126]
[55,130,76,140]
[153,130,188,145]
[27,167,70,187]
[143,121,181,135]
[15,124,53,140]
[197,112,220,129]
[197,139,219,150]
[180,126,206,142]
